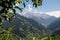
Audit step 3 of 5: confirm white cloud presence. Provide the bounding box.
[25,4,32,12]
[46,11,60,18]
[23,4,39,13]
[19,4,60,18]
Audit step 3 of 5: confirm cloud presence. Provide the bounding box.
[27,4,32,12]
[23,4,40,13]
[24,4,32,12]
[46,11,60,18]
[19,4,60,18]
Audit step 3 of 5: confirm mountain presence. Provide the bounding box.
[2,14,50,37]
[20,13,56,26]
[47,17,60,32]
[52,29,60,36]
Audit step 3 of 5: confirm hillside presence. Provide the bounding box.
[20,13,56,26]
[51,29,60,36]
[2,14,50,38]
[47,17,60,31]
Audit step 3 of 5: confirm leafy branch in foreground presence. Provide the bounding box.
[0,0,42,25]
[0,0,42,40]
[0,26,20,40]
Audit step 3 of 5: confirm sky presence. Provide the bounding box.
[17,0,60,17]
[21,0,60,12]
[37,0,60,12]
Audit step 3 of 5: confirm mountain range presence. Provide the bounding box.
[17,12,60,36]
[2,14,50,37]
[2,12,60,37]
[20,12,57,26]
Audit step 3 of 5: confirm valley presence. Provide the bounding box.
[1,13,60,40]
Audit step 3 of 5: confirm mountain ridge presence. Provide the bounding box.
[20,13,56,26]
[2,14,50,37]
[47,17,60,32]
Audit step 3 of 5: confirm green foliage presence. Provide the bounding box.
[32,0,42,7]
[0,25,60,40]
[0,0,42,40]
[0,18,2,25]
[0,26,20,40]
[0,0,42,24]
